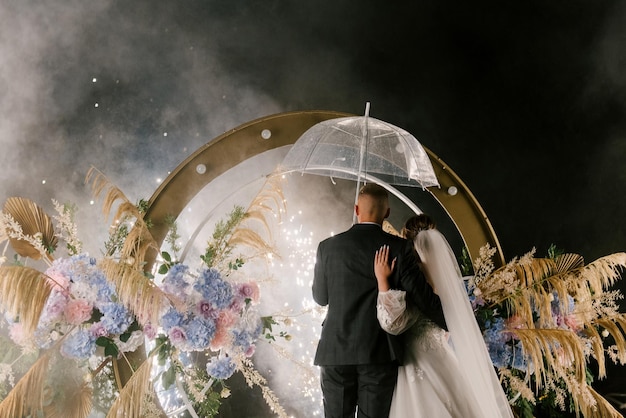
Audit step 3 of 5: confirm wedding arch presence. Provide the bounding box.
[143,109,505,270]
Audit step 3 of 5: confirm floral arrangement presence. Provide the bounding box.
[0,169,290,417]
[463,243,626,418]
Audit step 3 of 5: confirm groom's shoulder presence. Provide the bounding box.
[383,230,409,244]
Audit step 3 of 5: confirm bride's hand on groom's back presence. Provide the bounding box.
[374,245,396,292]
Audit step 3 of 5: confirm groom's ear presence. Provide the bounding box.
[354,204,360,216]
[384,207,390,219]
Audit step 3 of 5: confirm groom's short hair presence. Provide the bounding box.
[357,183,389,221]
[359,183,388,201]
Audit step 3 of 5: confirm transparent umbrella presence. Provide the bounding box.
[279,103,439,218]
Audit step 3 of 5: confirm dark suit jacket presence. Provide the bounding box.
[312,223,446,366]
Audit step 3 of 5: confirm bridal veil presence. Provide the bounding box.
[415,229,514,418]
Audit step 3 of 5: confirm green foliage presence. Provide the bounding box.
[103,223,129,257]
[261,316,291,342]
[136,199,150,215]
[161,364,177,389]
[118,320,141,343]
[547,243,564,261]
[200,206,247,268]
[459,246,473,276]
[60,202,80,255]
[151,334,174,367]
[96,336,119,358]
[197,390,223,417]
[164,214,181,257]
[228,258,244,271]
[102,199,152,257]
[158,251,173,274]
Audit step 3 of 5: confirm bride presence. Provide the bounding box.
[375,214,514,418]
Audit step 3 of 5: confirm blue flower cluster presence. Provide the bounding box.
[206,356,236,380]
[60,328,96,360]
[37,253,134,360]
[194,268,233,309]
[162,264,190,298]
[161,306,217,351]
[482,317,527,371]
[231,321,263,354]
[99,302,134,335]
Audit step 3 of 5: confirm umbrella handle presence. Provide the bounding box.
[353,102,371,223]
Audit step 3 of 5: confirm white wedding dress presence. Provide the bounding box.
[377,229,514,418]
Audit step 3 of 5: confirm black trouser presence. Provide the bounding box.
[320,363,398,418]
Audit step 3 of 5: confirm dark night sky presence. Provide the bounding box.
[0,0,625,406]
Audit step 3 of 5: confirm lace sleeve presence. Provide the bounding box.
[377,289,417,335]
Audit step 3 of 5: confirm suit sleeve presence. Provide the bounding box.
[397,240,447,330]
[312,242,328,306]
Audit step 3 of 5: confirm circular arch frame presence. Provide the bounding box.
[144,110,505,269]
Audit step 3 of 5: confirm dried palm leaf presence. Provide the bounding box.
[106,358,155,418]
[43,377,93,418]
[383,220,401,237]
[229,228,276,257]
[595,316,626,364]
[0,351,50,416]
[85,167,140,222]
[513,328,587,389]
[514,258,556,288]
[479,257,557,305]
[99,258,173,325]
[583,386,625,418]
[0,265,52,334]
[554,253,584,274]
[3,196,57,260]
[85,167,157,268]
[223,177,285,263]
[252,173,286,215]
[584,325,608,378]
[0,220,7,245]
[577,253,626,294]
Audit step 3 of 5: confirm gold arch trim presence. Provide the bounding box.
[144,110,505,268]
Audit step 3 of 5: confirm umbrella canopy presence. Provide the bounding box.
[279,104,439,191]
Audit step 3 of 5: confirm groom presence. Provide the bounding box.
[312,183,446,418]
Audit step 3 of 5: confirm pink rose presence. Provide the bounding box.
[237,282,260,304]
[244,344,256,357]
[9,322,31,346]
[210,326,231,351]
[563,314,580,333]
[168,326,187,345]
[90,322,107,337]
[196,300,216,320]
[143,322,157,340]
[44,268,70,292]
[504,315,526,340]
[42,291,69,322]
[216,309,238,329]
[64,299,93,325]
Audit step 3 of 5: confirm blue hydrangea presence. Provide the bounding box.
[206,356,236,380]
[487,341,513,368]
[550,292,575,314]
[194,268,233,309]
[60,328,96,360]
[162,307,185,330]
[509,342,529,371]
[184,317,216,350]
[93,275,115,304]
[231,329,253,351]
[483,317,507,343]
[163,264,190,297]
[99,302,133,334]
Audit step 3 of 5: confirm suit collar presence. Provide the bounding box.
[351,222,382,229]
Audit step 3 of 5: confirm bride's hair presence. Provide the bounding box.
[402,214,436,241]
